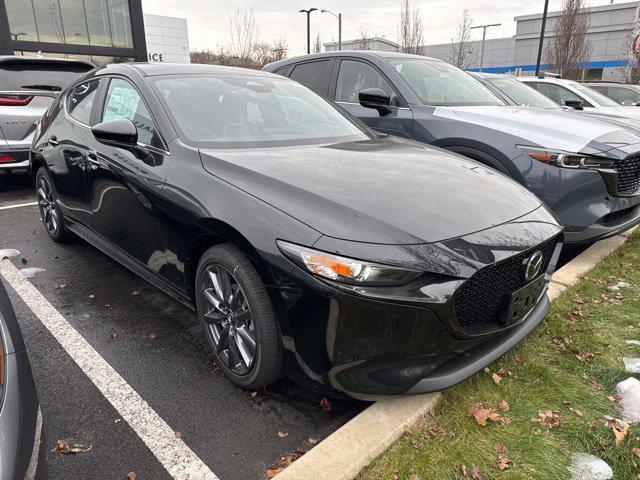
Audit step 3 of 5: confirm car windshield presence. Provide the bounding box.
[152,74,371,148]
[387,58,504,106]
[487,77,560,109]
[571,83,621,107]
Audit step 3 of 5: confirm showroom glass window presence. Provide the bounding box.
[4,0,133,48]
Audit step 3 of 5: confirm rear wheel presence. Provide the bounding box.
[36,167,70,242]
[195,244,283,389]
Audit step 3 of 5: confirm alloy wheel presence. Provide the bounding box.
[201,265,257,376]
[37,176,59,235]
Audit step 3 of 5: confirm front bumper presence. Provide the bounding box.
[564,203,640,243]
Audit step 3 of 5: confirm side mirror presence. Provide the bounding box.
[564,98,584,110]
[91,119,149,158]
[359,88,392,116]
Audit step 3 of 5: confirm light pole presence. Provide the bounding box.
[471,23,501,72]
[299,8,318,55]
[321,9,342,51]
[535,0,550,77]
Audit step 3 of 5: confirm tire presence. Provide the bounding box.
[35,167,70,243]
[195,243,283,389]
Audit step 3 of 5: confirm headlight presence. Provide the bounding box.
[276,240,422,286]
[517,146,615,169]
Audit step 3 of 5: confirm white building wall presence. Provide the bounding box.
[143,14,190,63]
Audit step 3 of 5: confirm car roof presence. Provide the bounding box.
[263,50,444,71]
[469,72,507,79]
[0,55,95,70]
[519,76,577,85]
[96,62,282,78]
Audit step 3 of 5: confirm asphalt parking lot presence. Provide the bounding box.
[0,174,362,480]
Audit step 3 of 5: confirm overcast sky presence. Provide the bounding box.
[141,0,625,55]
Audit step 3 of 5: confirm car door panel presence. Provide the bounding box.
[85,77,169,271]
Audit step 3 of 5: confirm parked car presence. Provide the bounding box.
[31,62,564,398]
[472,72,640,134]
[0,276,44,478]
[585,82,640,106]
[0,55,94,174]
[519,76,640,120]
[264,51,640,244]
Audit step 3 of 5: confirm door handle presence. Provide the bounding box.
[48,136,59,147]
[86,151,101,170]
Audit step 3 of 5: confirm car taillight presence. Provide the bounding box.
[0,155,14,163]
[0,94,34,106]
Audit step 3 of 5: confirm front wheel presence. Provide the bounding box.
[36,167,70,242]
[195,244,283,389]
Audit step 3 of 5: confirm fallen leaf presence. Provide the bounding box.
[250,391,258,397]
[266,450,305,478]
[492,372,502,385]
[174,431,182,439]
[497,455,512,470]
[57,283,66,289]
[409,473,420,480]
[131,290,141,296]
[469,403,502,426]
[89,294,95,299]
[494,443,507,453]
[277,431,288,438]
[605,417,629,446]
[148,332,159,340]
[608,394,622,403]
[111,332,118,339]
[126,473,136,480]
[514,353,522,363]
[52,439,92,454]
[461,465,468,477]
[21,257,28,264]
[632,447,640,457]
[499,400,510,412]
[308,437,318,444]
[569,407,583,417]
[470,466,485,479]
[320,397,331,412]
[531,410,560,428]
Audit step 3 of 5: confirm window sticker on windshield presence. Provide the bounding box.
[104,86,140,122]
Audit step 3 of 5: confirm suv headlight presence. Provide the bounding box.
[277,240,422,286]
[518,146,615,169]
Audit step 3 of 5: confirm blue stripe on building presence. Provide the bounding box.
[467,59,629,74]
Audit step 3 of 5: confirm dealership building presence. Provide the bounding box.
[326,1,640,80]
[0,0,189,66]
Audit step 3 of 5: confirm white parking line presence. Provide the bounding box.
[0,260,220,480]
[0,201,38,210]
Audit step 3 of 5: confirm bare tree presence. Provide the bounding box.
[250,39,290,68]
[356,26,371,50]
[313,33,322,53]
[229,5,258,67]
[617,20,640,83]
[449,10,475,69]
[398,0,425,55]
[544,0,591,80]
[189,49,219,64]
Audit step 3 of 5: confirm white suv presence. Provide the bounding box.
[519,76,640,120]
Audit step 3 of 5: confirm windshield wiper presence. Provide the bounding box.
[20,84,62,91]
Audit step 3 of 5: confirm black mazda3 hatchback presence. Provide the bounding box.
[30,63,563,399]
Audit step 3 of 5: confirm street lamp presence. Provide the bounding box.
[321,9,342,51]
[535,0,550,77]
[470,23,501,72]
[299,8,318,55]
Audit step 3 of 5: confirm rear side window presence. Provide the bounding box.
[102,78,161,148]
[0,61,93,91]
[289,60,332,95]
[66,80,100,125]
[533,82,593,108]
[607,86,640,106]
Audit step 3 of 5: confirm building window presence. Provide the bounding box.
[13,51,133,67]
[5,0,133,48]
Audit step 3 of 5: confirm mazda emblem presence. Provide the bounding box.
[524,250,544,281]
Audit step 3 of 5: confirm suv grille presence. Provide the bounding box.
[453,236,559,337]
[615,156,640,196]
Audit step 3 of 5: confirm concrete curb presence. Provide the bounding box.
[275,227,637,480]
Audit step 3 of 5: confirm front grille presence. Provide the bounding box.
[453,236,558,337]
[615,156,640,196]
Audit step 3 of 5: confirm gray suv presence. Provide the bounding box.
[0,56,94,174]
[264,51,640,244]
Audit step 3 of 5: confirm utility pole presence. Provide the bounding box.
[299,8,318,54]
[535,0,550,77]
[321,9,342,50]
[471,23,501,72]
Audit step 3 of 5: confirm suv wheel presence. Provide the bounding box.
[195,244,283,389]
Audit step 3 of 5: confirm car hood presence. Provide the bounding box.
[430,105,640,154]
[199,137,547,245]
[593,105,640,120]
